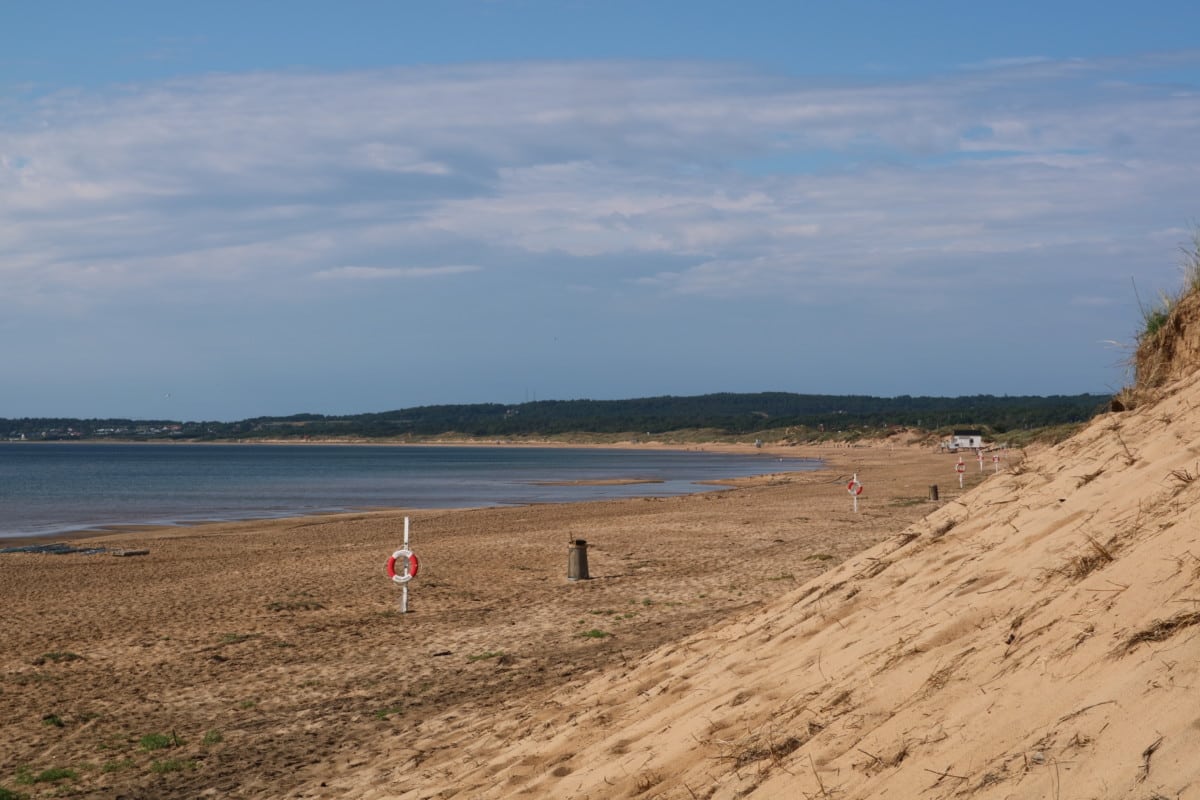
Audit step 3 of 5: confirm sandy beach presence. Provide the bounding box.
[0,442,951,798]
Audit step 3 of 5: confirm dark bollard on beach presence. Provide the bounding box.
[567,539,590,581]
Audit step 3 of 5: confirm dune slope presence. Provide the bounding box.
[377,381,1200,796]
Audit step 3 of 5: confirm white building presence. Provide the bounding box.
[948,429,984,450]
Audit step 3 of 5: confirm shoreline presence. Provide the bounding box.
[0,441,827,545]
[0,435,910,454]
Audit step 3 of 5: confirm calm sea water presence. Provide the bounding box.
[0,443,818,539]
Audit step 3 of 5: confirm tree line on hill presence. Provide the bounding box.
[2,392,1110,442]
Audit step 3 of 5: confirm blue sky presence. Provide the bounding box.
[3,1,1199,420]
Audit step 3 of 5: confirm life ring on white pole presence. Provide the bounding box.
[386,549,419,583]
[847,478,863,496]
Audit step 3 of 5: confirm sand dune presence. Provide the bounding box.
[364,372,1200,799]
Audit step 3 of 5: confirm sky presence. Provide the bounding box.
[3,1,1200,421]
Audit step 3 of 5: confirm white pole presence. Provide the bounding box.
[401,516,410,614]
[853,472,859,514]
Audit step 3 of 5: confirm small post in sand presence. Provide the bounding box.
[928,484,939,502]
[567,539,590,581]
[401,517,410,613]
[956,457,966,488]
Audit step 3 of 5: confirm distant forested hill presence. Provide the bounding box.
[2,392,1109,441]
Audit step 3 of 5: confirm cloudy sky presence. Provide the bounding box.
[4,1,1199,420]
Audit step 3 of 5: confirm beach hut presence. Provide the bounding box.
[949,429,984,450]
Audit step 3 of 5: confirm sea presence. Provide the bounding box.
[0,442,819,539]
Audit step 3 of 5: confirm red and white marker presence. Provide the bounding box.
[386,549,419,583]
[847,473,863,513]
[385,516,418,613]
[956,457,966,488]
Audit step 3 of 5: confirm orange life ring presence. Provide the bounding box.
[386,549,419,583]
[847,479,863,496]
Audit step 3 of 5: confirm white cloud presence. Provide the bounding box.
[313,265,481,280]
[1,52,1198,311]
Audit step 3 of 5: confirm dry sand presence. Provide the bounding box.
[367,368,1200,800]
[0,442,949,799]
